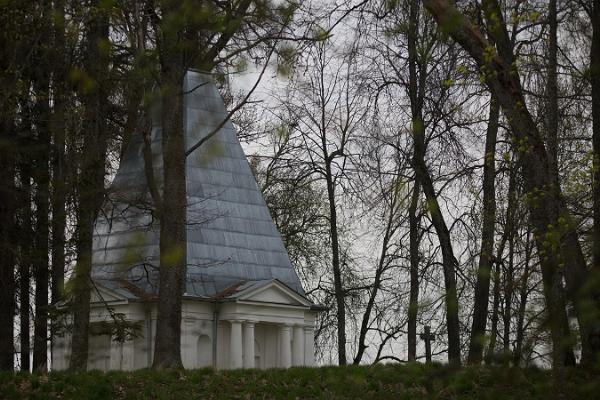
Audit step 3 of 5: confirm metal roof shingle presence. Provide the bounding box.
[92,71,305,298]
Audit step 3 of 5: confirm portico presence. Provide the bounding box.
[227,320,314,369]
[217,279,319,369]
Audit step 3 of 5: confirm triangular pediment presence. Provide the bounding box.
[237,280,312,307]
[90,283,128,304]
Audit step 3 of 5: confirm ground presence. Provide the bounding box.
[1,363,598,399]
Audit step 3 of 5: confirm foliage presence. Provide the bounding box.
[1,364,599,399]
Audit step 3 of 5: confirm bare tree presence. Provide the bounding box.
[423,0,597,370]
[590,0,600,364]
[271,35,369,364]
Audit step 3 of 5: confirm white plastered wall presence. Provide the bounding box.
[52,284,318,371]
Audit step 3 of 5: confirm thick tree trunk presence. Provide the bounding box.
[408,178,421,362]
[152,2,187,369]
[152,71,186,370]
[150,0,253,369]
[152,74,186,369]
[69,1,109,370]
[468,95,499,364]
[545,0,587,366]
[423,0,581,369]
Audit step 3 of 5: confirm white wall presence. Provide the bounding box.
[52,296,318,371]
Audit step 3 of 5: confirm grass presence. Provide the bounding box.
[1,363,598,399]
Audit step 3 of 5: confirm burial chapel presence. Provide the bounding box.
[51,71,322,370]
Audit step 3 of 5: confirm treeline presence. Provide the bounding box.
[0,0,599,383]
[0,0,311,371]
[248,0,600,375]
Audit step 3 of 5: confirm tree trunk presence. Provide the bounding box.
[325,163,347,366]
[152,72,186,369]
[407,0,461,365]
[408,178,421,362]
[502,228,514,358]
[406,0,423,364]
[413,133,462,365]
[149,0,253,369]
[544,0,583,366]
[0,2,20,371]
[354,190,399,364]
[423,0,580,369]
[485,162,517,363]
[468,95,499,364]
[32,49,51,373]
[589,0,600,365]
[546,0,559,176]
[593,0,600,286]
[51,0,66,306]
[0,111,16,372]
[20,164,32,371]
[514,227,532,366]
[317,44,347,367]
[485,262,500,364]
[152,1,187,369]
[69,1,109,370]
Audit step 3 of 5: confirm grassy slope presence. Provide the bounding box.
[1,364,598,399]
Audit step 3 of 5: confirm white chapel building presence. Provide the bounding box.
[52,71,322,371]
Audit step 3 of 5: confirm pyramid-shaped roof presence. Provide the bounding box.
[91,71,305,298]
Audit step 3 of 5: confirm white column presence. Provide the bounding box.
[304,325,315,366]
[230,320,243,369]
[292,325,305,366]
[121,339,135,371]
[279,324,292,368]
[243,321,255,369]
[109,338,121,370]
